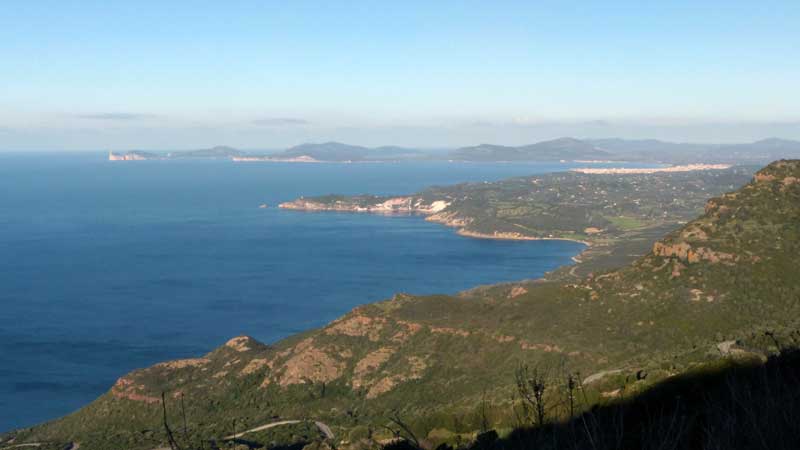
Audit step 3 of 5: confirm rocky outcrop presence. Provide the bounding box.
[652,240,736,264]
[507,285,528,298]
[352,348,396,390]
[425,210,473,227]
[108,151,159,161]
[277,342,347,386]
[111,377,161,404]
[324,314,387,341]
[225,336,259,352]
[279,196,450,214]
[365,356,427,399]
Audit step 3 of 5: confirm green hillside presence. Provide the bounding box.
[4,161,799,450]
[281,167,754,278]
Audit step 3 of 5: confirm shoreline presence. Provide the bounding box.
[455,228,592,246]
[277,201,593,247]
[570,163,731,174]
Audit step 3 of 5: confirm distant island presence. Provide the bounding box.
[107,137,800,165]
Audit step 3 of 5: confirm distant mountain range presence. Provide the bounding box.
[108,138,800,164]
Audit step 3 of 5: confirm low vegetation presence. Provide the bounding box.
[281,167,754,278]
[3,160,799,450]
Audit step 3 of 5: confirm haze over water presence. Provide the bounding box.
[0,154,633,430]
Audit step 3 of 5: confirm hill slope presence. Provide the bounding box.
[279,167,754,277]
[265,142,424,162]
[450,137,613,161]
[5,161,800,450]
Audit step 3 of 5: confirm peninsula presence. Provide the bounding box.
[279,167,754,277]
[108,146,246,161]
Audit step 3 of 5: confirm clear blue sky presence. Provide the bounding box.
[1,0,798,150]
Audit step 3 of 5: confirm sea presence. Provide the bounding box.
[0,153,637,430]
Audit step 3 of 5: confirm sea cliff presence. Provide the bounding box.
[279,196,451,214]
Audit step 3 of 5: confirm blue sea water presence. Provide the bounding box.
[0,153,608,430]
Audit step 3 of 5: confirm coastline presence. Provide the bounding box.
[277,200,593,247]
[455,228,592,246]
[570,163,731,174]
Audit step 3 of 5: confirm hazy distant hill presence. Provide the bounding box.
[270,141,424,161]
[166,145,247,158]
[450,137,614,162]
[587,138,710,156]
[588,137,800,164]
[712,138,800,162]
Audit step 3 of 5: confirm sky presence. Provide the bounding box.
[1,0,799,150]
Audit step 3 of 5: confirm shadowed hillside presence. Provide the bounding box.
[391,345,800,450]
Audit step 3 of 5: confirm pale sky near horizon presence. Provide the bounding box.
[1,0,799,150]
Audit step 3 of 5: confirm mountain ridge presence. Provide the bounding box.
[108,138,800,163]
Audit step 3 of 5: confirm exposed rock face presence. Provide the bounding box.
[425,210,473,228]
[391,320,423,343]
[754,173,776,182]
[352,347,396,390]
[154,358,210,370]
[324,314,387,341]
[430,326,471,337]
[366,356,427,399]
[278,196,450,214]
[278,343,346,386]
[240,358,271,376]
[507,285,528,298]
[652,241,735,264]
[651,161,800,267]
[108,151,154,161]
[111,377,161,404]
[225,336,257,352]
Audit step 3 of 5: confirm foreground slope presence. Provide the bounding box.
[5,161,800,450]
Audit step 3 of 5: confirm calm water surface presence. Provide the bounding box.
[0,153,615,430]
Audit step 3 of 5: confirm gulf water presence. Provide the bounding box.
[0,153,600,430]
